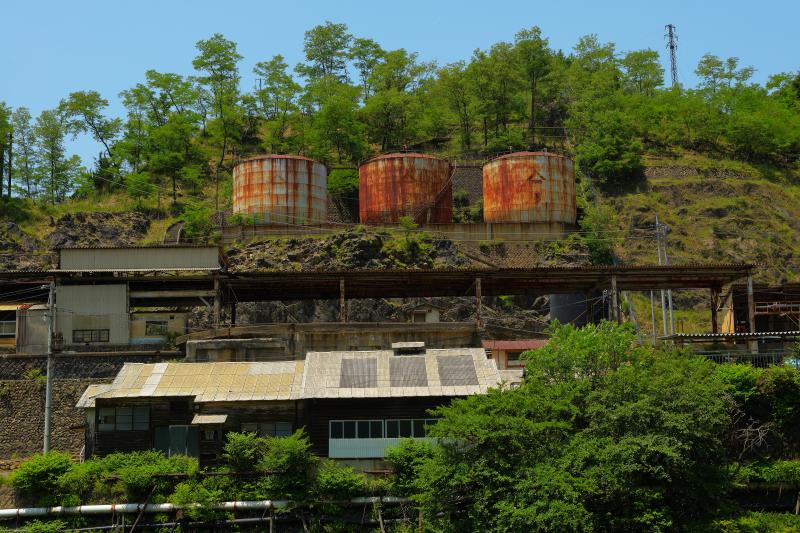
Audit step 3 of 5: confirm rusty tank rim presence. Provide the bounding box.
[235,154,328,171]
[359,152,450,169]
[485,151,572,165]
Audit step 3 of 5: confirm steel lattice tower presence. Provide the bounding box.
[665,24,678,87]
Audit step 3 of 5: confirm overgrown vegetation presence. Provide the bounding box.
[1,23,797,243]
[5,324,800,530]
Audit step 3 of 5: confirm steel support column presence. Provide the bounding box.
[339,278,346,323]
[475,277,482,328]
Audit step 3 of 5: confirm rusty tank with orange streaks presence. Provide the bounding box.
[232,155,327,225]
[482,152,576,224]
[359,153,453,224]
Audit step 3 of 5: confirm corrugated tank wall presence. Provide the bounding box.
[233,155,327,225]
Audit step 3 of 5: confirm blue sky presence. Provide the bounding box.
[2,0,798,166]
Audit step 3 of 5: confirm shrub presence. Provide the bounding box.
[100,451,198,501]
[314,460,366,501]
[170,480,227,521]
[327,169,359,197]
[222,431,266,472]
[19,519,68,533]
[10,452,73,505]
[385,439,439,496]
[257,430,318,499]
[708,512,800,532]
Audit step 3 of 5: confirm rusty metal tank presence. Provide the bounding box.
[359,153,452,224]
[482,152,576,224]
[232,155,327,225]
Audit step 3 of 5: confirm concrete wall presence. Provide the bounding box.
[57,284,129,346]
[130,312,187,344]
[184,322,480,362]
[60,246,220,271]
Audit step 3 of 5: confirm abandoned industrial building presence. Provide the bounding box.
[0,150,798,473]
[77,344,507,467]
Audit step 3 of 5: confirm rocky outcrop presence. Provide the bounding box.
[47,212,150,249]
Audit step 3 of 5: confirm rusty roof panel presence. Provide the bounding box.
[483,152,576,225]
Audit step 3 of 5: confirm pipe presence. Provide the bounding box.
[0,497,410,519]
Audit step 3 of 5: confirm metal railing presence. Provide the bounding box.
[695,350,800,370]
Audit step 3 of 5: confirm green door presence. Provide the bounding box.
[155,425,199,457]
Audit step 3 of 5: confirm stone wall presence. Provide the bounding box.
[0,353,174,380]
[0,378,106,461]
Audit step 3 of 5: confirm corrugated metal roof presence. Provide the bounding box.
[79,361,304,405]
[302,348,503,399]
[58,245,221,250]
[192,414,228,424]
[78,348,509,407]
[482,339,549,350]
[76,383,114,408]
[53,268,221,273]
[667,331,800,339]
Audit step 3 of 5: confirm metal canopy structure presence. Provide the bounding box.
[0,264,753,305]
[223,264,752,302]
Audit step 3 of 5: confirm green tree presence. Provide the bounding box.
[11,107,38,199]
[437,62,476,150]
[408,322,730,532]
[515,26,552,144]
[296,21,353,83]
[193,33,242,210]
[305,81,366,163]
[58,91,122,160]
[621,49,664,95]
[34,109,80,204]
[253,55,301,153]
[0,102,12,198]
[349,37,385,98]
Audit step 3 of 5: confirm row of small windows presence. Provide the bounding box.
[330,419,436,439]
[73,329,110,343]
[241,422,293,438]
[98,407,149,431]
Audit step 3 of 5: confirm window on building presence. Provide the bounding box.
[195,349,210,362]
[98,406,149,432]
[412,310,428,323]
[507,351,522,362]
[145,320,168,336]
[329,420,384,439]
[73,329,110,343]
[202,429,219,442]
[240,422,292,437]
[0,311,15,337]
[385,419,437,438]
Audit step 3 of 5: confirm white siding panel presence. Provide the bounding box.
[60,247,220,270]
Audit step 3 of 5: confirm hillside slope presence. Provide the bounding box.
[608,154,800,284]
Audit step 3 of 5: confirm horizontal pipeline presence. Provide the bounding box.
[0,497,410,519]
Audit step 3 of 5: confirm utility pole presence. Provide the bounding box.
[43,282,55,453]
[655,216,668,338]
[650,290,657,345]
[660,222,676,335]
[665,24,679,87]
